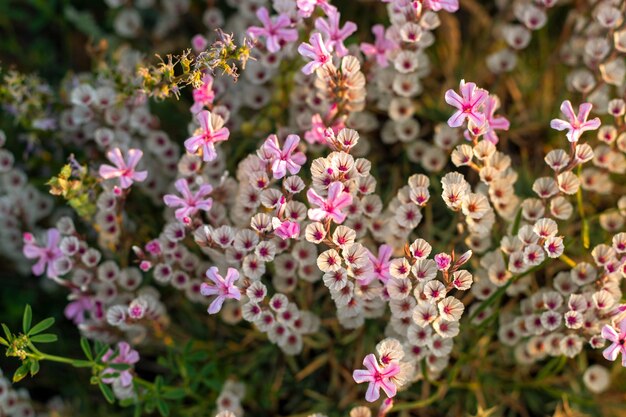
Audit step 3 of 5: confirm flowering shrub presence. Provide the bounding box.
[1,0,626,416]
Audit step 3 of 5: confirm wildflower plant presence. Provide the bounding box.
[1,0,626,416]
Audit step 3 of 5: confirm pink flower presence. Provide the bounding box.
[445,80,488,128]
[98,148,148,189]
[360,25,397,67]
[307,181,353,224]
[296,0,332,18]
[261,134,307,179]
[424,0,460,12]
[191,34,208,52]
[272,218,301,240]
[368,244,393,284]
[185,110,230,162]
[64,294,94,324]
[163,178,213,223]
[482,95,510,144]
[550,100,601,143]
[22,229,63,277]
[352,353,401,402]
[247,7,298,53]
[434,253,452,271]
[298,32,333,75]
[190,73,215,113]
[314,8,357,57]
[602,319,626,366]
[102,342,140,387]
[200,267,241,314]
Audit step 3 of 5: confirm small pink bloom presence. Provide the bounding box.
[200,267,241,314]
[296,0,332,18]
[22,229,63,277]
[102,342,140,388]
[483,95,510,144]
[184,110,230,161]
[314,8,357,57]
[145,239,162,255]
[424,0,460,12]
[261,134,307,179]
[247,7,298,53]
[272,218,301,240]
[191,34,208,52]
[163,178,213,223]
[360,25,397,68]
[445,80,488,128]
[602,319,626,366]
[352,353,401,402]
[307,181,353,224]
[191,73,215,113]
[550,100,601,143]
[368,244,393,284]
[99,148,148,189]
[298,32,333,75]
[64,294,94,324]
[434,253,452,271]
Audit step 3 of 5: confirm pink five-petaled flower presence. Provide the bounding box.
[601,319,626,366]
[185,110,230,162]
[247,7,298,53]
[314,8,357,58]
[101,342,140,388]
[261,134,307,179]
[163,178,213,223]
[298,32,333,75]
[550,100,601,143]
[360,25,397,68]
[307,181,353,224]
[424,0,460,12]
[434,253,452,271]
[200,267,241,314]
[272,218,301,240]
[482,95,510,144]
[352,353,401,402]
[368,244,393,284]
[99,148,148,189]
[190,73,215,114]
[296,0,332,18]
[22,229,63,278]
[444,80,488,128]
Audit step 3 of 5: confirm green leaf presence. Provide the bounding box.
[80,337,93,361]
[70,359,93,368]
[0,336,8,347]
[2,323,12,342]
[162,388,187,400]
[95,342,109,362]
[22,305,32,334]
[29,359,40,376]
[30,333,58,343]
[29,317,55,335]
[13,362,30,383]
[98,382,115,404]
[156,399,170,417]
[108,363,131,371]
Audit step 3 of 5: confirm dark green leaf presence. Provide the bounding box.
[108,363,131,371]
[156,398,170,417]
[29,359,40,376]
[80,337,93,361]
[30,333,58,343]
[1,323,12,342]
[22,305,32,334]
[98,382,115,404]
[13,362,30,383]
[29,317,55,335]
[162,388,187,400]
